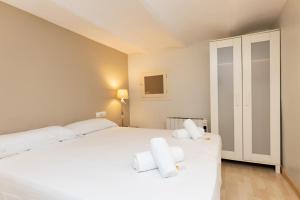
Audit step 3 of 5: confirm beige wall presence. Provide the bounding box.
[128,41,210,129]
[0,2,129,134]
[279,0,300,189]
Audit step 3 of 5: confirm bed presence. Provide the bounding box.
[0,126,221,200]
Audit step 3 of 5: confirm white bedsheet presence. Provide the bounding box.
[0,127,221,200]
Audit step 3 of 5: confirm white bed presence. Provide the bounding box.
[0,127,221,200]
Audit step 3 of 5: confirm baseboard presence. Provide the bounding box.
[282,168,300,198]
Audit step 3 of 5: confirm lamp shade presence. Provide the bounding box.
[117,89,128,100]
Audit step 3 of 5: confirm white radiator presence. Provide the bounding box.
[166,117,208,132]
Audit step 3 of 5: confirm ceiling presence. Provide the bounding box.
[1,0,287,54]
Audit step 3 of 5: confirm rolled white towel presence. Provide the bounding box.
[132,147,184,172]
[132,151,154,172]
[150,137,177,178]
[172,127,205,139]
[172,129,190,139]
[183,119,203,140]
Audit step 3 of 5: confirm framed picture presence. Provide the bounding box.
[141,72,168,98]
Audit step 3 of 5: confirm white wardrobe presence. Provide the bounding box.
[210,30,281,173]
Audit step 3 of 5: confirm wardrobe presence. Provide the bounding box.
[210,30,281,173]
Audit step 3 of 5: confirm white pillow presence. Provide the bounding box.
[0,126,76,159]
[64,118,118,136]
[46,126,77,141]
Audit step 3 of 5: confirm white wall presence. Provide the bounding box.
[128,41,210,129]
[279,0,300,189]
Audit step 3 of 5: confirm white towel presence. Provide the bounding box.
[183,119,203,140]
[150,138,177,178]
[132,147,184,172]
[172,127,205,139]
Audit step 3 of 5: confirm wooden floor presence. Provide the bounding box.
[221,160,299,200]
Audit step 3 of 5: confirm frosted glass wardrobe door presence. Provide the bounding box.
[242,31,280,165]
[210,38,243,160]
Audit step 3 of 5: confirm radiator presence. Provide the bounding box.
[166,117,208,132]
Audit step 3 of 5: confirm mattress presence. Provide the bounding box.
[0,127,221,200]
